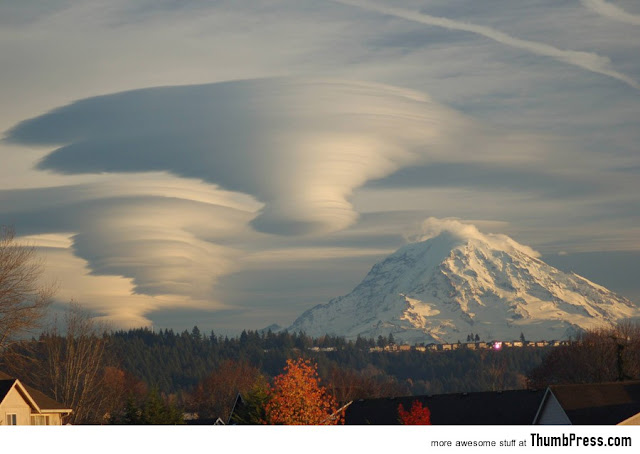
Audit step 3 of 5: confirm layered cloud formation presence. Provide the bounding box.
[4,74,640,327]
[0,78,477,324]
[7,79,479,235]
[0,175,259,317]
[1,1,639,331]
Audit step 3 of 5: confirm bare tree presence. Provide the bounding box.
[186,359,262,421]
[6,304,116,424]
[527,321,640,387]
[480,350,507,391]
[38,304,113,424]
[0,226,56,351]
[4,304,141,424]
[327,364,408,403]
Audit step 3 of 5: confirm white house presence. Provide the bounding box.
[1,371,72,425]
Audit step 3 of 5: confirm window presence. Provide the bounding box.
[6,413,17,425]
[30,414,50,425]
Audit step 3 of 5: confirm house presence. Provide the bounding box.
[0,371,72,425]
[534,381,640,425]
[185,416,227,425]
[344,389,545,425]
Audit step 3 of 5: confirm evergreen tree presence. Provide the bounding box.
[140,388,183,424]
[230,378,270,425]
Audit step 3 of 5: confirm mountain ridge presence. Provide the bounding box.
[288,219,638,343]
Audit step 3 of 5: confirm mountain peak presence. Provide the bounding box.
[413,217,541,259]
[289,219,638,343]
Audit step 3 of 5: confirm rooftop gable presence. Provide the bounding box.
[0,370,71,413]
[546,381,640,425]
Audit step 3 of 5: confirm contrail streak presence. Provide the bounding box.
[581,0,640,26]
[334,0,639,90]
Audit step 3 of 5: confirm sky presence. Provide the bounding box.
[1,0,639,335]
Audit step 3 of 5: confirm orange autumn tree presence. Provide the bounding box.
[398,400,431,425]
[264,358,343,425]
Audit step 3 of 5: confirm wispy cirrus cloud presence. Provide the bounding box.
[581,0,640,26]
[334,0,640,90]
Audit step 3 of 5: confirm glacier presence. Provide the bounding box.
[288,220,638,343]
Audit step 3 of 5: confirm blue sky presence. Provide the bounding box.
[1,0,639,333]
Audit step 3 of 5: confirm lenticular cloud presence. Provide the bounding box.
[6,78,474,235]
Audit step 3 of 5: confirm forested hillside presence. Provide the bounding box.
[107,327,549,395]
[6,320,639,424]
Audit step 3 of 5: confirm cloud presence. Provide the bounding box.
[9,77,563,327]
[334,0,640,89]
[1,1,639,334]
[364,161,607,199]
[2,175,258,325]
[6,78,479,235]
[413,217,541,258]
[581,0,640,26]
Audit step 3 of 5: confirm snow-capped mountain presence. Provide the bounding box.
[288,219,638,343]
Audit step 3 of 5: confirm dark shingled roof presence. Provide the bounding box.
[549,381,640,425]
[0,370,71,412]
[345,388,545,425]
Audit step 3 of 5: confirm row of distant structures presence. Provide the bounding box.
[309,340,572,353]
